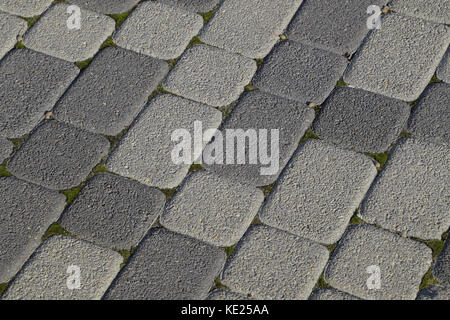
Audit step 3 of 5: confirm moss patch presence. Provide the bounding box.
[9,135,29,152]
[0,283,9,296]
[366,151,389,168]
[224,244,237,259]
[335,77,347,88]
[298,129,320,145]
[212,277,229,291]
[160,188,177,201]
[42,223,73,241]
[188,163,204,173]
[60,184,84,205]
[187,36,205,48]
[74,57,94,70]
[109,10,133,29]
[0,160,12,177]
[419,271,439,290]
[20,15,40,29]
[100,36,116,49]
[117,247,136,269]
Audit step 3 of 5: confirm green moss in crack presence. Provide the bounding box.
[224,244,237,259]
[335,77,347,88]
[160,188,177,201]
[218,102,237,120]
[42,223,73,241]
[91,164,108,175]
[117,247,136,269]
[212,277,229,291]
[261,182,276,198]
[187,36,205,48]
[9,135,29,152]
[366,151,389,168]
[349,215,364,225]
[298,129,320,145]
[199,6,218,24]
[244,84,257,92]
[255,58,264,68]
[0,282,9,296]
[419,271,439,290]
[188,163,204,173]
[109,9,134,29]
[251,215,262,226]
[100,36,117,49]
[430,74,441,83]
[15,42,26,49]
[0,160,12,177]
[75,57,94,70]
[315,273,331,289]
[20,15,40,29]
[60,184,84,205]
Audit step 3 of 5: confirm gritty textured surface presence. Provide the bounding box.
[437,49,450,83]
[204,90,315,186]
[253,41,348,104]
[113,2,204,60]
[0,12,27,60]
[8,121,110,190]
[416,286,450,300]
[0,49,79,138]
[164,44,256,107]
[161,171,264,247]
[313,87,411,153]
[287,0,386,56]
[324,224,432,300]
[222,225,329,300]
[0,138,13,162]
[159,0,221,13]
[390,0,450,24]
[309,288,360,300]
[104,228,226,300]
[0,0,53,17]
[344,13,450,102]
[206,290,250,300]
[53,47,168,136]
[408,83,450,146]
[0,177,66,283]
[59,173,166,250]
[107,94,222,189]
[23,3,115,62]
[2,235,122,300]
[260,140,377,245]
[360,139,450,240]
[67,0,140,14]
[434,238,450,287]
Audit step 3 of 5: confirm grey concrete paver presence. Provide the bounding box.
[206,290,250,300]
[0,12,27,60]
[67,0,140,14]
[434,237,450,287]
[324,224,432,300]
[0,0,53,17]
[159,0,221,13]
[104,228,226,300]
[0,138,13,162]
[390,0,450,24]
[309,288,360,300]
[437,49,450,83]
[416,286,450,300]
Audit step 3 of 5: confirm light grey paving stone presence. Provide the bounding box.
[390,0,450,24]
[104,228,226,300]
[164,44,256,107]
[67,0,140,14]
[344,13,450,102]
[53,47,168,136]
[22,3,115,62]
[360,139,450,240]
[287,0,386,56]
[0,49,79,138]
[199,0,303,59]
[309,288,360,300]
[416,286,450,300]
[113,2,203,60]
[253,41,348,105]
[408,83,450,146]
[159,0,221,13]
[8,121,109,191]
[106,94,222,189]
[313,87,411,153]
[203,90,315,186]
[2,235,122,300]
[161,171,264,247]
[437,49,450,84]
[0,12,27,60]
[59,173,166,250]
[324,224,432,300]
[0,0,53,17]
[206,290,250,300]
[0,138,13,162]
[260,140,377,245]
[222,225,329,300]
[0,177,66,284]
[434,237,450,287]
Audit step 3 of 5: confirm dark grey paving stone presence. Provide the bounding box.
[222,225,329,300]
[53,46,168,136]
[360,139,450,240]
[260,140,377,245]
[206,290,250,300]
[309,288,360,300]
[313,87,411,153]
[59,173,166,250]
[67,0,140,14]
[104,228,226,300]
[0,177,66,284]
[0,138,13,162]
[324,224,432,300]
[253,41,348,105]
[0,0,53,17]
[0,12,27,60]
[22,3,115,62]
[416,286,450,300]
[0,49,79,138]
[159,0,221,13]
[287,0,386,56]
[113,2,203,60]
[344,13,450,102]
[204,90,315,186]
[164,44,257,107]
[106,94,222,189]
[434,237,450,287]
[8,121,109,190]
[161,171,264,247]
[408,83,450,146]
[390,0,450,24]
[437,48,450,84]
[2,235,122,300]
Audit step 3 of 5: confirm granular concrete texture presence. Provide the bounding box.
[67,0,140,14]
[309,288,360,300]
[390,0,450,24]
[437,48,450,83]
[0,0,53,17]
[159,0,221,13]
[0,12,27,60]
[0,138,14,162]
[433,237,450,287]
[416,286,450,300]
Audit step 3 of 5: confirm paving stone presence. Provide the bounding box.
[161,171,264,247]
[206,290,250,300]
[0,49,79,138]
[199,0,303,59]
[0,0,53,17]
[159,0,221,13]
[104,228,226,300]
[0,177,66,283]
[309,288,360,300]
[434,237,450,287]
[164,44,256,107]
[222,225,329,300]
[408,83,450,146]
[437,49,450,83]
[253,41,348,105]
[416,286,450,300]
[2,235,122,300]
[360,139,450,240]
[390,0,450,24]
[113,2,203,60]
[344,13,450,102]
[0,138,13,162]
[59,173,166,250]
[106,94,222,189]
[286,0,386,56]
[67,0,140,14]
[8,121,109,191]
[313,87,411,153]
[0,13,27,60]
[324,224,432,300]
[260,140,377,245]
[53,47,168,136]
[22,3,115,62]
[204,90,315,186]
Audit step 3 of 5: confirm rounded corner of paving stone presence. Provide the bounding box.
[0,138,14,163]
[0,0,54,17]
[66,0,141,15]
[0,12,28,60]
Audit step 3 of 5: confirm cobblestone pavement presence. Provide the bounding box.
[0,0,449,300]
